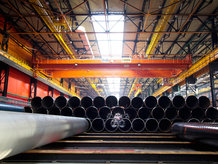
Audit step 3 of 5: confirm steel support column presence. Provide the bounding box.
[209,59,218,107]
[68,81,71,91]
[60,78,64,87]
[185,78,188,97]
[29,77,37,100]
[0,62,9,97]
[211,17,218,49]
[1,18,10,52]
[48,86,54,97]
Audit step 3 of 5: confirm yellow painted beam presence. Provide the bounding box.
[86,78,101,96]
[134,87,142,97]
[146,0,179,57]
[197,79,218,95]
[0,50,79,97]
[128,78,138,97]
[153,48,218,97]
[30,0,100,95]
[129,0,179,97]
[30,0,75,59]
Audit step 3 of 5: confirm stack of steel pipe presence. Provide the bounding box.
[27,95,217,133]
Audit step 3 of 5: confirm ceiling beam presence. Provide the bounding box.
[6,13,218,17]
[9,31,211,34]
[7,0,58,58]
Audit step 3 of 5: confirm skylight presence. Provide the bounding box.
[92,15,124,59]
[92,15,124,97]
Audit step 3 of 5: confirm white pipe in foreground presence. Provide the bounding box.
[0,111,89,160]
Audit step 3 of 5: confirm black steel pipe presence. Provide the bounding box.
[48,106,61,115]
[68,96,80,108]
[73,107,86,117]
[119,96,131,108]
[125,107,137,120]
[31,97,42,109]
[42,96,54,109]
[178,106,191,120]
[24,106,32,113]
[105,118,118,132]
[93,96,105,108]
[159,118,172,132]
[145,118,159,132]
[60,107,73,116]
[131,97,143,109]
[99,106,111,120]
[119,118,132,132]
[86,118,92,132]
[186,95,198,109]
[198,96,210,109]
[201,118,213,123]
[191,107,205,120]
[86,106,98,119]
[151,106,165,119]
[158,96,171,109]
[138,107,150,120]
[172,123,218,147]
[106,95,117,107]
[92,118,105,132]
[34,107,48,114]
[172,95,185,109]
[165,107,177,120]
[55,96,68,109]
[205,107,218,120]
[81,96,93,108]
[144,96,157,109]
[188,118,200,123]
[132,118,145,132]
[173,118,184,123]
[112,106,125,116]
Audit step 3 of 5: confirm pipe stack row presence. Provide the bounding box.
[29,95,217,133]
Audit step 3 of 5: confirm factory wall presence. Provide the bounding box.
[7,67,30,101]
[3,66,64,102]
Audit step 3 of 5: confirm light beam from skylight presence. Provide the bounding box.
[107,78,120,98]
[92,15,124,97]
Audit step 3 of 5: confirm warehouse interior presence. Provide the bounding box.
[0,0,218,163]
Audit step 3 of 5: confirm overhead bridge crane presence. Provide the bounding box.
[35,58,191,78]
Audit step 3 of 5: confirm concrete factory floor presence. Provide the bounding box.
[2,132,218,163]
